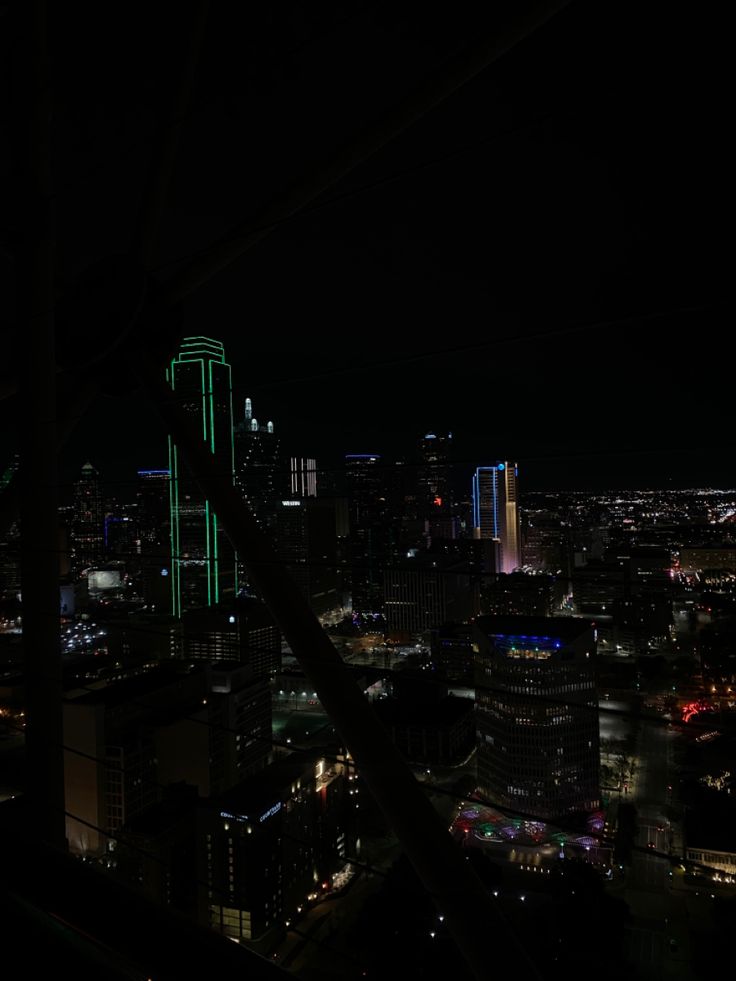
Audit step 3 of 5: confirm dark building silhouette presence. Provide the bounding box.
[482,572,559,618]
[64,663,272,856]
[0,455,20,596]
[276,497,339,615]
[345,453,391,617]
[135,468,172,606]
[71,462,105,575]
[383,554,478,639]
[430,622,476,683]
[136,469,171,549]
[373,675,474,765]
[156,662,272,796]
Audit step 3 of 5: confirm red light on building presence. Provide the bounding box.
[682,699,716,723]
[433,496,442,507]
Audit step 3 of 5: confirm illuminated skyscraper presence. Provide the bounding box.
[290,457,317,498]
[472,462,520,574]
[474,615,600,820]
[417,432,456,542]
[167,337,237,616]
[418,432,452,512]
[71,462,105,575]
[234,398,280,531]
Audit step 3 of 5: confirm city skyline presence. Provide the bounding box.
[1,4,727,979]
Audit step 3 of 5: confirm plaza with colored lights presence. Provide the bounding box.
[451,802,612,872]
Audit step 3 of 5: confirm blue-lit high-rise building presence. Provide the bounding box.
[167,337,237,617]
[472,462,520,574]
[474,615,601,820]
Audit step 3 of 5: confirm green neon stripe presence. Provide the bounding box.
[173,443,181,617]
[168,436,182,619]
[199,359,207,441]
[227,362,235,479]
[168,435,176,616]
[205,498,212,606]
[208,359,216,454]
[181,335,222,345]
[213,511,219,603]
[179,337,225,362]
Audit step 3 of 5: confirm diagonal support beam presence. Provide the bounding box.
[12,0,66,849]
[134,348,540,981]
[160,0,570,307]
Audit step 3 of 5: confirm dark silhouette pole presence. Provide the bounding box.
[13,0,66,848]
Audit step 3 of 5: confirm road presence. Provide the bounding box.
[613,703,694,979]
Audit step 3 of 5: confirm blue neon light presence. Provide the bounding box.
[472,465,502,536]
[497,462,505,471]
[492,633,564,647]
[138,470,170,476]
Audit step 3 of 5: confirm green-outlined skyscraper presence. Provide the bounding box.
[167,336,237,617]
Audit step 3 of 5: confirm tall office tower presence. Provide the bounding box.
[103,505,138,559]
[383,554,478,638]
[345,453,390,616]
[167,337,237,617]
[290,456,317,498]
[474,615,601,820]
[136,469,170,548]
[71,462,105,575]
[472,462,521,574]
[276,497,339,615]
[134,469,171,607]
[418,431,452,511]
[417,432,457,544]
[234,398,281,531]
[0,455,21,596]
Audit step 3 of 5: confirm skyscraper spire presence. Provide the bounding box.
[244,397,252,420]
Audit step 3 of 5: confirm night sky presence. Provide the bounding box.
[1,3,724,492]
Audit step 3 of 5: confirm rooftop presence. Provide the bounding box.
[474,615,594,642]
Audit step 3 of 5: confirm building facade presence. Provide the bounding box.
[71,462,105,575]
[345,453,391,617]
[472,462,521,575]
[233,397,280,532]
[276,497,339,615]
[473,615,600,820]
[167,337,237,616]
[204,751,352,951]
